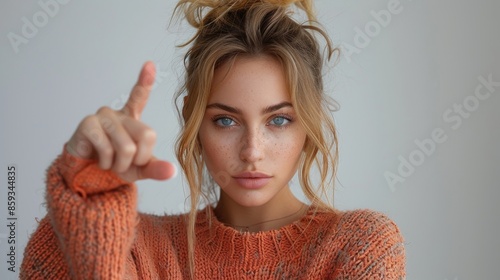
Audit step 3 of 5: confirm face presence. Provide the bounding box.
[198,55,307,208]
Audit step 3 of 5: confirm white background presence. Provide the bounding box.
[1,0,499,279]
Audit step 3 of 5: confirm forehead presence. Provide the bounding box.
[208,54,290,104]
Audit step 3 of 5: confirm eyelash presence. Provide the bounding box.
[211,115,235,129]
[211,114,294,129]
[268,114,293,129]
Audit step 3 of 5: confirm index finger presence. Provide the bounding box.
[121,61,156,120]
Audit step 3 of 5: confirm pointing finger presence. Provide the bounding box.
[122,61,156,120]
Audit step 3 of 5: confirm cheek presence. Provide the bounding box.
[204,142,230,167]
[270,129,306,162]
[200,130,243,189]
[199,128,237,172]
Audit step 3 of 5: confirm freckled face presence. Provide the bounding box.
[198,55,307,207]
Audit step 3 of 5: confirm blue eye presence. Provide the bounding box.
[215,117,235,127]
[269,116,290,126]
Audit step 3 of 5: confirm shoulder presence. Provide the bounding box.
[309,208,402,237]
[332,209,406,278]
[337,209,403,238]
[334,209,405,252]
[310,208,404,248]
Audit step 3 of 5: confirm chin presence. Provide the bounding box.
[223,190,274,208]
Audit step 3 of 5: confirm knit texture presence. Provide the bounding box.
[20,144,406,279]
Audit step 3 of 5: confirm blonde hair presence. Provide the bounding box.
[173,0,339,277]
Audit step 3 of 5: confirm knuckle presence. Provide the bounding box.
[119,143,137,157]
[80,115,98,130]
[100,117,115,133]
[96,106,112,115]
[141,128,157,145]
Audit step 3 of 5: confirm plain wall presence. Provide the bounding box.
[1,0,499,279]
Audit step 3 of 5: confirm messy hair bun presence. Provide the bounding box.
[176,0,316,29]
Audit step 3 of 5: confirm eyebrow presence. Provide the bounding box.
[206,102,293,114]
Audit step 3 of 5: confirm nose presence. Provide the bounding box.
[239,128,265,163]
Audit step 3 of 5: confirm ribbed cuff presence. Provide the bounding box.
[58,142,132,198]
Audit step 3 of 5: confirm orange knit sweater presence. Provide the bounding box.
[20,145,406,279]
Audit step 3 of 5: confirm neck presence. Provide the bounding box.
[214,187,307,232]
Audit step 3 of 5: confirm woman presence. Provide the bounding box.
[20,0,405,279]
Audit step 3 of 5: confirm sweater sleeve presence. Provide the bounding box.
[338,210,406,280]
[20,143,138,280]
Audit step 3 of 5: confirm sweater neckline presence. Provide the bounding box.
[193,205,340,262]
[202,204,322,235]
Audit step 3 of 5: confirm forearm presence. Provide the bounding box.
[21,145,138,280]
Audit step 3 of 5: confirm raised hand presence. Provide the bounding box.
[65,61,176,182]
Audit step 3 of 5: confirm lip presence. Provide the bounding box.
[233,172,272,189]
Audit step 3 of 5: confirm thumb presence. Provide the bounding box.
[133,156,177,181]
